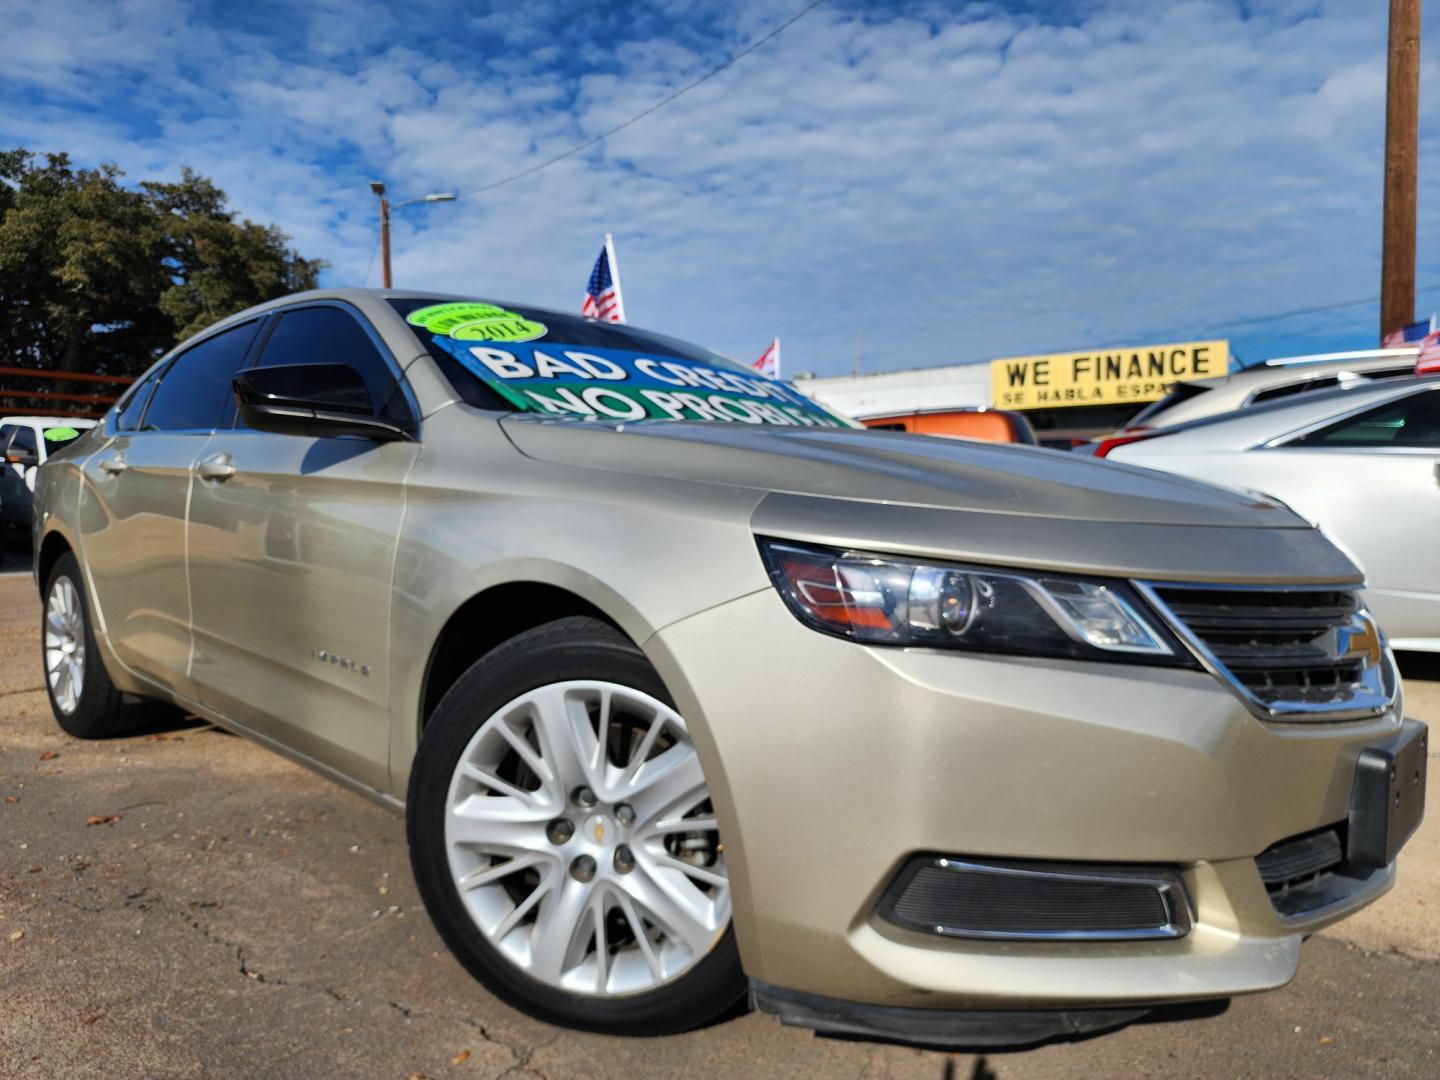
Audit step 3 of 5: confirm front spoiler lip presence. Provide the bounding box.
[750,980,1155,1050]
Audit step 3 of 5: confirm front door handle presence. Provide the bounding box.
[99,455,127,476]
[197,453,236,481]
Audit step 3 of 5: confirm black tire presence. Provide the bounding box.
[41,552,164,739]
[408,615,747,1035]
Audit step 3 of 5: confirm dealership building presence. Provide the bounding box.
[794,339,1231,444]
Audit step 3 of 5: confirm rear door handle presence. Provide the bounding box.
[197,453,236,481]
[99,455,127,476]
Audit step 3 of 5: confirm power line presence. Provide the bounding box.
[452,0,831,199]
[1193,281,1440,334]
[1074,284,1440,355]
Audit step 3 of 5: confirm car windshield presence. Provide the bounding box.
[41,425,87,451]
[388,297,851,428]
[1127,380,1214,426]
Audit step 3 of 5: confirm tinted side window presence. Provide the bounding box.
[249,306,408,425]
[115,368,162,431]
[142,321,261,432]
[1250,377,1340,405]
[1290,390,1440,449]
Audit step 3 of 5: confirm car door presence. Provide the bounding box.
[78,319,263,696]
[185,302,420,790]
[1245,386,1440,647]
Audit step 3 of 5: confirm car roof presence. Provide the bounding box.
[0,416,98,427]
[1189,350,1416,394]
[188,288,584,339]
[1134,375,1439,448]
[1131,349,1421,429]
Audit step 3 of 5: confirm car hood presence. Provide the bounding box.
[500,417,1299,528]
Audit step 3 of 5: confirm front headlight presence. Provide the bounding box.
[758,538,1193,666]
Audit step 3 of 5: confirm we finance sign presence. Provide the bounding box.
[991,340,1229,410]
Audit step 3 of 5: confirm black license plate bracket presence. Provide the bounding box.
[1348,719,1427,871]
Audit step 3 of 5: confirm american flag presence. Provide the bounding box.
[752,338,780,379]
[1417,331,1440,375]
[1382,317,1435,348]
[581,235,625,323]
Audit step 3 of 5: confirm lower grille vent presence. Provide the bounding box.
[1257,827,1344,886]
[1256,825,1377,919]
[879,857,1192,941]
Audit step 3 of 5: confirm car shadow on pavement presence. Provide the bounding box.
[0,524,34,575]
[944,1057,998,1080]
[117,703,210,740]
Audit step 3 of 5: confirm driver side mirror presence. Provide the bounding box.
[233,364,415,442]
[4,447,39,468]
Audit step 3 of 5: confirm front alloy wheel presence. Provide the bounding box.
[445,680,728,997]
[408,616,745,1035]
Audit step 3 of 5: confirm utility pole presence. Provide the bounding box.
[370,182,392,289]
[1381,0,1422,340]
[368,183,456,289]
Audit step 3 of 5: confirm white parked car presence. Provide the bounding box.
[1,416,97,530]
[1104,379,1440,652]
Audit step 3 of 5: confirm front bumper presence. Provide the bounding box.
[647,587,1412,1011]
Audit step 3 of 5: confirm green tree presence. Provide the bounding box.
[0,149,323,380]
[143,168,322,344]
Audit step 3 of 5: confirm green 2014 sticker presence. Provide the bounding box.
[406,302,547,343]
[43,426,80,442]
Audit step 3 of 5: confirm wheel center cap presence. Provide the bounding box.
[586,813,611,845]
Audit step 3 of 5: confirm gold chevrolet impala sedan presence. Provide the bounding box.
[31,289,1426,1046]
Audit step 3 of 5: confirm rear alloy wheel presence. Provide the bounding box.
[44,573,87,716]
[409,617,744,1034]
[42,552,163,739]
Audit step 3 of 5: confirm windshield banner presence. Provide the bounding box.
[429,336,850,427]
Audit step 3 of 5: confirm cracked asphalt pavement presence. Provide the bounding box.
[2,567,1438,1078]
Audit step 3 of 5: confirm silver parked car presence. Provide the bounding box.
[1125,349,1419,430]
[32,290,1425,1046]
[1106,378,1440,653]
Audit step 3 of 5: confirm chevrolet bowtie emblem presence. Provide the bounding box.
[1340,617,1383,666]
[594,820,605,843]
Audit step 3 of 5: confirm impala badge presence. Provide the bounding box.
[312,648,371,677]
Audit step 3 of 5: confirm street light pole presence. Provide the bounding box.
[370,181,393,288]
[369,183,456,289]
[1380,0,1422,339]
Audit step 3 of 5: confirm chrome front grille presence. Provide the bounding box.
[1137,582,1398,722]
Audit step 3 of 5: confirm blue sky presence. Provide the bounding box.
[3,0,1439,375]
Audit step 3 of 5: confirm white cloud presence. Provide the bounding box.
[3,0,1439,371]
